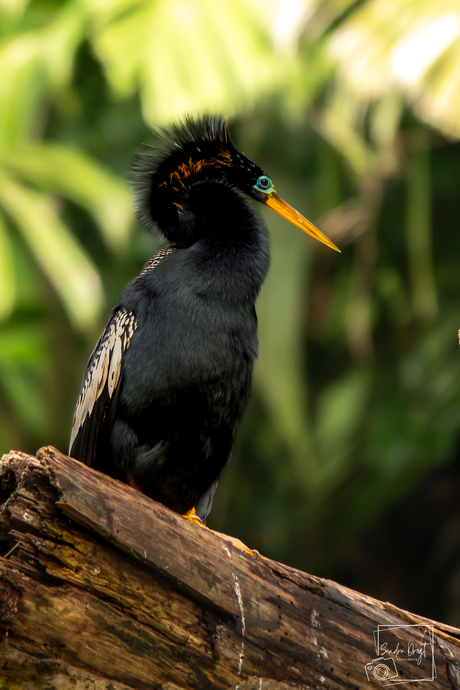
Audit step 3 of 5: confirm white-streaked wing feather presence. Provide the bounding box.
[69,307,137,453]
[108,334,123,398]
[139,245,175,275]
[69,245,177,464]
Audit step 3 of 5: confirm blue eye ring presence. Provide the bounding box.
[254,175,274,194]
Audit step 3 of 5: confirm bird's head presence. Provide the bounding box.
[131,115,339,252]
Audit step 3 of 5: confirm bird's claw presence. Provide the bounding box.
[182,509,257,556]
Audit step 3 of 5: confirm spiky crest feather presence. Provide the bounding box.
[131,115,240,236]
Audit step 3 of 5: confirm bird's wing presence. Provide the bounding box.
[69,306,137,466]
[69,245,177,467]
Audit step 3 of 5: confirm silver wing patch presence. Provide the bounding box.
[69,307,137,452]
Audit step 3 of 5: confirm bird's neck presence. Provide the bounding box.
[161,183,271,302]
[191,187,270,303]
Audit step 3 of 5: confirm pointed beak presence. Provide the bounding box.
[264,192,340,253]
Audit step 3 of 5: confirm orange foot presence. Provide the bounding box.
[182,508,258,556]
[183,507,204,526]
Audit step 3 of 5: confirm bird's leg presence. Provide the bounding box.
[182,508,258,556]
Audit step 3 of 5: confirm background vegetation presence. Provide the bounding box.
[1,0,460,624]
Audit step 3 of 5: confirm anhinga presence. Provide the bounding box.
[69,115,339,523]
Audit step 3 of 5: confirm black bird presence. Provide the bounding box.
[69,115,339,522]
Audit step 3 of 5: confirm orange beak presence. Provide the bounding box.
[264,192,340,253]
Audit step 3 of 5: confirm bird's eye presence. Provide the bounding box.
[254,175,274,194]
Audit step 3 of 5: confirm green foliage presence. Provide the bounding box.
[328,0,460,138]
[1,0,460,621]
[82,0,281,123]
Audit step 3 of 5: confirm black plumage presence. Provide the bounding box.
[69,115,338,521]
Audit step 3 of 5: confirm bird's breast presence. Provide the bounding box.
[120,285,257,414]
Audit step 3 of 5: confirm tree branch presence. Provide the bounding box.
[0,446,459,689]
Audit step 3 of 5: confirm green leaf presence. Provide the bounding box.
[328,0,460,138]
[0,144,133,251]
[315,369,370,484]
[315,90,376,178]
[0,0,31,31]
[0,170,103,331]
[0,2,84,145]
[0,210,16,320]
[405,134,438,322]
[0,324,48,435]
[255,196,317,487]
[83,0,283,123]
[0,33,45,146]
[40,1,86,90]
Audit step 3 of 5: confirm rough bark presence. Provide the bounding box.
[0,446,459,690]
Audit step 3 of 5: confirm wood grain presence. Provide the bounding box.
[0,446,459,689]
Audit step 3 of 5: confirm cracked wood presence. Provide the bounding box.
[0,447,460,689]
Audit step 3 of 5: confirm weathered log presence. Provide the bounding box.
[0,446,459,690]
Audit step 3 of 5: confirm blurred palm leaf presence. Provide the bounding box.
[405,134,438,322]
[0,2,84,146]
[328,0,460,138]
[0,32,45,147]
[0,170,103,330]
[0,212,15,319]
[0,0,30,20]
[0,324,48,438]
[256,206,317,487]
[0,1,132,330]
[82,0,283,123]
[315,368,370,487]
[0,144,132,252]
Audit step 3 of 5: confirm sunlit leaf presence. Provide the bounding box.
[40,1,85,90]
[0,0,30,20]
[328,0,460,138]
[314,90,377,178]
[0,170,103,331]
[0,33,44,146]
[0,210,16,320]
[0,2,84,145]
[0,144,132,251]
[82,0,283,123]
